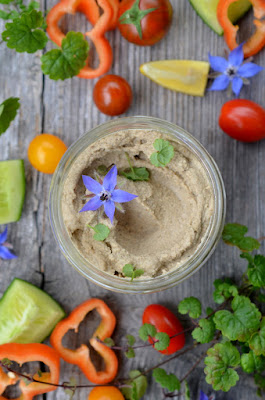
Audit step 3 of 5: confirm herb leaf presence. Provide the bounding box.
[125,348,135,359]
[122,167,150,181]
[88,223,110,241]
[178,297,202,319]
[41,31,89,80]
[214,295,261,342]
[205,342,240,392]
[103,337,115,347]
[121,370,147,400]
[241,350,265,373]
[154,332,170,351]
[0,97,20,136]
[150,139,174,167]
[241,254,265,288]
[153,368,180,392]
[139,323,157,341]
[222,223,260,252]
[2,10,47,53]
[126,334,136,346]
[185,381,191,400]
[249,317,265,356]
[192,319,215,344]
[123,264,144,281]
[213,278,238,304]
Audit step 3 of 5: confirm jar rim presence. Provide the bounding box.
[49,116,226,294]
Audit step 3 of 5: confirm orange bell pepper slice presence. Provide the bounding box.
[217,0,265,58]
[0,343,60,400]
[50,298,118,384]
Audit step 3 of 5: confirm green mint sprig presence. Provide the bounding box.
[139,323,170,351]
[152,368,180,392]
[213,278,238,304]
[0,97,20,136]
[122,152,149,182]
[121,370,147,400]
[87,223,110,241]
[178,296,202,319]
[123,264,144,281]
[150,139,174,167]
[222,223,260,252]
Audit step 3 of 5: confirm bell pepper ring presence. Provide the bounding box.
[50,298,118,384]
[217,0,265,58]
[46,0,113,78]
[0,343,60,400]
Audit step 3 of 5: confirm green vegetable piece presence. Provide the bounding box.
[0,97,20,136]
[150,139,174,167]
[241,351,265,373]
[204,342,240,392]
[122,167,150,181]
[2,10,47,53]
[214,295,261,342]
[121,370,147,400]
[192,319,215,344]
[178,296,202,319]
[123,264,144,281]
[152,368,180,392]
[125,348,135,359]
[126,334,136,346]
[0,278,66,344]
[241,254,265,288]
[213,278,238,304]
[249,318,265,356]
[154,332,170,351]
[88,223,110,241]
[185,381,191,400]
[139,323,157,341]
[0,160,25,224]
[41,31,89,80]
[103,337,115,347]
[222,223,260,252]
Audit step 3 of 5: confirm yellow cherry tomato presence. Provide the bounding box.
[88,386,125,400]
[28,134,67,174]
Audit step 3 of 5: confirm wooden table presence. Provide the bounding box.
[1,1,265,399]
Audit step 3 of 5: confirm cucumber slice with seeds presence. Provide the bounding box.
[0,278,66,344]
[0,160,26,224]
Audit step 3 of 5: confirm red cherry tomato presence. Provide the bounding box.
[142,304,185,355]
[118,0,173,46]
[93,75,133,116]
[219,99,265,143]
[88,386,125,400]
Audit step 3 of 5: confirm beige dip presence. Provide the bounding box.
[62,129,214,278]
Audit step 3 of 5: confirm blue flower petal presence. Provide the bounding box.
[208,53,228,72]
[112,189,138,203]
[79,196,102,212]
[0,226,8,245]
[103,165,117,192]
[232,76,244,96]
[209,74,230,91]
[82,175,102,195]
[228,43,244,66]
[238,63,264,78]
[200,391,209,400]
[0,245,17,260]
[104,201,115,223]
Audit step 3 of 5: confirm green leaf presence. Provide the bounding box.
[192,319,215,344]
[126,334,136,346]
[103,337,115,347]
[0,9,20,20]
[41,31,89,80]
[125,347,135,359]
[249,318,265,356]
[258,293,265,303]
[222,223,260,252]
[241,351,265,373]
[150,139,174,167]
[0,97,20,136]
[0,0,13,5]
[123,264,144,281]
[121,370,147,400]
[214,295,261,342]
[204,342,240,392]
[184,381,191,400]
[255,374,265,397]
[138,323,157,341]
[153,368,180,392]
[2,10,47,53]
[122,167,150,181]
[241,254,265,288]
[154,332,170,351]
[213,279,238,304]
[178,297,202,318]
[88,223,110,241]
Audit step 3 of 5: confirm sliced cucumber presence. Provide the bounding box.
[0,278,66,344]
[189,0,252,36]
[0,160,26,224]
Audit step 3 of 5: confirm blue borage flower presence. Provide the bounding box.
[208,43,263,96]
[80,165,138,224]
[0,226,17,260]
[200,390,215,400]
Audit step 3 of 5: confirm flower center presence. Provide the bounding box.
[226,66,238,78]
[99,191,110,202]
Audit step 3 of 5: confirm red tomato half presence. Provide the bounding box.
[219,99,265,143]
[118,0,173,46]
[142,304,185,355]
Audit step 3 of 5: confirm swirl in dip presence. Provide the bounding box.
[62,129,214,278]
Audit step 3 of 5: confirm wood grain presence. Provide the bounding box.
[1,0,265,399]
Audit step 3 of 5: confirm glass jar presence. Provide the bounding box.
[49,116,226,294]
